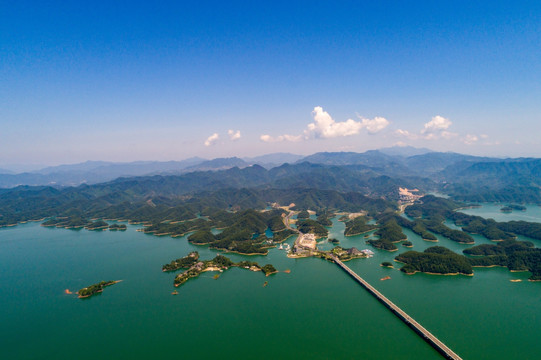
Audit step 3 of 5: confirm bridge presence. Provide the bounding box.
[330,254,463,360]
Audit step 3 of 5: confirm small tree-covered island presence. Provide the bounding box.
[78,280,121,298]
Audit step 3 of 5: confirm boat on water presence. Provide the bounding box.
[380,276,391,281]
[171,290,178,295]
[278,244,283,250]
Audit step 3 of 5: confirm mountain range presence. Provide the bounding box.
[1,147,541,203]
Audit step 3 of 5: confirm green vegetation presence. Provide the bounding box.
[405,195,465,219]
[78,280,118,298]
[330,246,367,261]
[344,216,377,236]
[171,254,276,287]
[507,204,526,211]
[422,219,474,244]
[451,212,541,241]
[261,264,278,276]
[315,210,334,227]
[188,230,216,244]
[297,210,310,219]
[402,241,413,247]
[395,216,437,241]
[182,209,291,254]
[162,251,199,272]
[42,216,89,229]
[267,215,286,232]
[366,239,397,251]
[395,246,473,275]
[374,218,407,243]
[381,261,393,267]
[86,220,109,230]
[464,240,541,280]
[296,219,329,238]
[108,223,127,231]
[272,228,297,243]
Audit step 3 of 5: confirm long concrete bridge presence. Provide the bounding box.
[330,255,463,360]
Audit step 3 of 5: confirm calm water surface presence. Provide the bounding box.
[1,205,541,359]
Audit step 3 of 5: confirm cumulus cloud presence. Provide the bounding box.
[228,129,241,141]
[361,116,390,134]
[421,115,452,134]
[204,133,219,146]
[260,106,389,143]
[307,106,364,138]
[395,115,487,146]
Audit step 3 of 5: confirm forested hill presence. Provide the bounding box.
[3,149,541,204]
[0,183,395,227]
[0,161,418,226]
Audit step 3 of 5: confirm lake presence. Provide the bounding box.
[1,204,540,359]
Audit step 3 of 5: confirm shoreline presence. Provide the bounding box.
[344,229,376,237]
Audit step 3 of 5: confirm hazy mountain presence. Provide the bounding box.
[0,168,15,175]
[243,153,304,167]
[181,157,249,173]
[404,152,495,176]
[378,146,432,157]
[0,158,207,188]
[37,161,114,175]
[299,150,398,167]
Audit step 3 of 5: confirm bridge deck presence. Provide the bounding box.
[331,255,462,360]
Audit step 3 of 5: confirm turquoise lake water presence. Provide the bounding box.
[1,204,541,359]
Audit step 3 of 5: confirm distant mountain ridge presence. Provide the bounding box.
[3,149,541,203]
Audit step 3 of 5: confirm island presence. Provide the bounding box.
[162,251,200,272]
[108,223,127,231]
[78,280,120,298]
[171,253,277,287]
[395,246,473,276]
[85,220,109,230]
[464,239,541,280]
[501,204,526,212]
[329,246,369,262]
[365,218,407,252]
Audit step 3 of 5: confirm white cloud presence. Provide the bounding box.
[204,133,219,146]
[394,129,418,140]
[260,106,389,143]
[307,106,364,138]
[360,116,390,134]
[421,115,452,134]
[395,115,459,141]
[462,134,479,144]
[228,129,241,141]
[260,134,303,143]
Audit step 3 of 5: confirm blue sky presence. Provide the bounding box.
[1,1,540,166]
